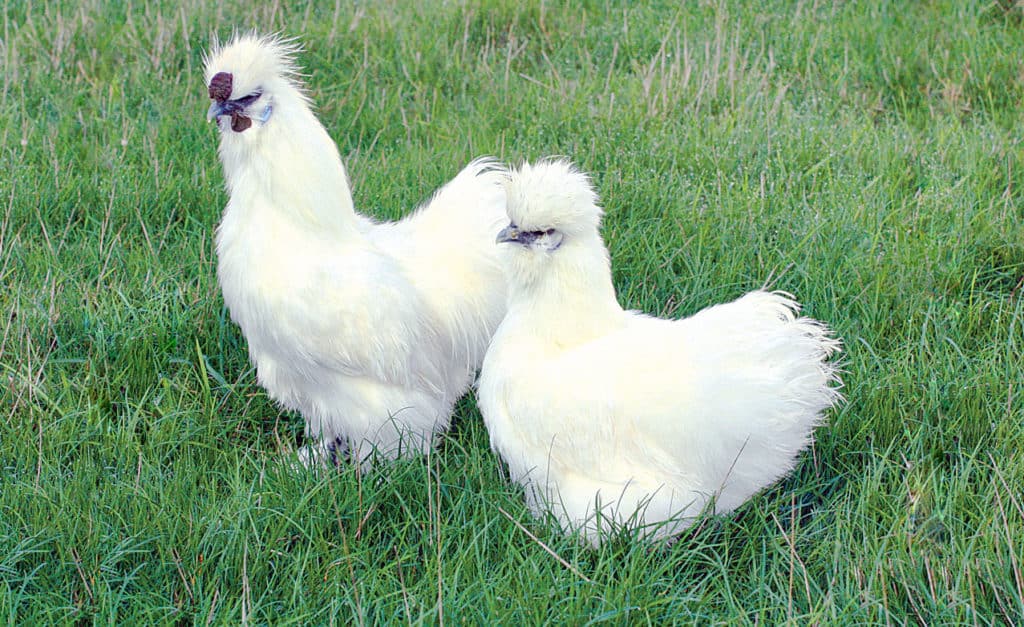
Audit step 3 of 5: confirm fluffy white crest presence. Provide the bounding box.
[203,32,305,100]
[505,159,602,237]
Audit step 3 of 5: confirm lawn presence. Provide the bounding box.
[2,0,1023,623]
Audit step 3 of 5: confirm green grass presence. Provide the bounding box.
[2,0,1023,623]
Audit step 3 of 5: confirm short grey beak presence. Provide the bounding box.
[207,101,227,122]
[496,224,520,244]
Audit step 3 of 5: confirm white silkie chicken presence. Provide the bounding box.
[203,34,508,466]
[478,160,843,544]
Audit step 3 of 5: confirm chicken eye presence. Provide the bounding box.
[233,90,263,106]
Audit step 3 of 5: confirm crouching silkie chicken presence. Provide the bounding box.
[478,160,843,544]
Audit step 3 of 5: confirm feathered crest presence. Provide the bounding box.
[203,31,309,102]
[504,158,603,236]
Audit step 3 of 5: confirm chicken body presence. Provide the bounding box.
[205,34,507,464]
[478,160,842,543]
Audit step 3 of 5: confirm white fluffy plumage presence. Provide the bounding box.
[478,160,843,544]
[204,33,508,466]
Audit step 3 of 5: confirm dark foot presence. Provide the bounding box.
[326,436,350,467]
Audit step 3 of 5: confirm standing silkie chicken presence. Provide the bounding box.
[478,160,843,544]
[203,33,508,467]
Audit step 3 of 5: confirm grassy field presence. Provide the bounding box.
[2,0,1023,623]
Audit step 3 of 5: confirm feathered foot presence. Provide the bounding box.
[294,436,350,470]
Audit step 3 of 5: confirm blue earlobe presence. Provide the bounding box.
[259,105,273,123]
[537,230,563,252]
